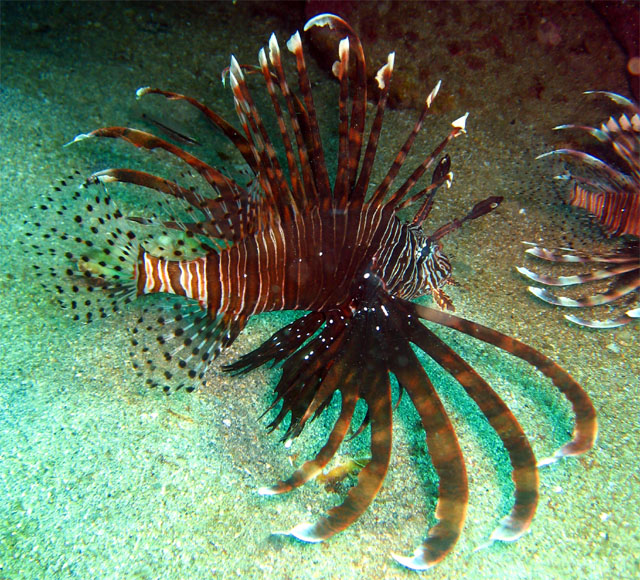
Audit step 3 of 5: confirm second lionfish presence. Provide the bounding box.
[27,14,597,570]
[519,92,639,328]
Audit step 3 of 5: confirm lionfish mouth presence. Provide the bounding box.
[26,12,597,570]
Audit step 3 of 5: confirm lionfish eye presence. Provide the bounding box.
[418,240,433,261]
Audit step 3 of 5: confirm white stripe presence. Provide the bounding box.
[268,226,282,310]
[236,244,247,315]
[179,262,192,298]
[258,232,270,313]
[218,254,227,314]
[143,254,155,294]
[253,235,264,314]
[201,257,209,308]
[293,214,303,309]
[158,259,171,293]
[276,221,286,310]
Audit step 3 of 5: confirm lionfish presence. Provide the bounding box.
[518,92,639,328]
[27,14,597,570]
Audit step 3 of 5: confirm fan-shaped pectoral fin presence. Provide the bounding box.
[408,323,539,543]
[413,305,597,463]
[259,389,357,495]
[389,340,468,570]
[283,370,393,542]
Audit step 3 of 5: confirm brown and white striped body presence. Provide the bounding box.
[137,202,452,321]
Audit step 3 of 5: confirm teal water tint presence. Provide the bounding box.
[1,2,639,578]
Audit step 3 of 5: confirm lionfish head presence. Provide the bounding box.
[412,227,453,296]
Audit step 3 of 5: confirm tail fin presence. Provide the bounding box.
[24,171,228,393]
[25,171,212,318]
[25,172,140,321]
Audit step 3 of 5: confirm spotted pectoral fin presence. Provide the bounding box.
[24,171,146,322]
[248,310,358,493]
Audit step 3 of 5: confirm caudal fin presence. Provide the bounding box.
[24,170,227,393]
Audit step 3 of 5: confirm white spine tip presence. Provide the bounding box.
[375,53,394,89]
[527,286,545,298]
[473,540,493,553]
[452,111,469,133]
[537,455,560,467]
[136,86,151,99]
[626,307,640,318]
[489,518,525,542]
[391,548,433,571]
[90,170,117,183]
[288,523,323,543]
[257,486,278,496]
[304,13,337,32]
[258,47,267,67]
[338,37,349,61]
[229,55,243,79]
[286,31,302,54]
[426,80,442,108]
[268,33,280,62]
[64,133,92,147]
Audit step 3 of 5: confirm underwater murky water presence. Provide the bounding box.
[1,2,638,579]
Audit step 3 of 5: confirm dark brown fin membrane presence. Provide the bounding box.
[259,319,364,495]
[244,284,594,569]
[264,311,351,441]
[260,389,357,495]
[288,371,391,542]
[223,311,326,374]
[283,308,394,543]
